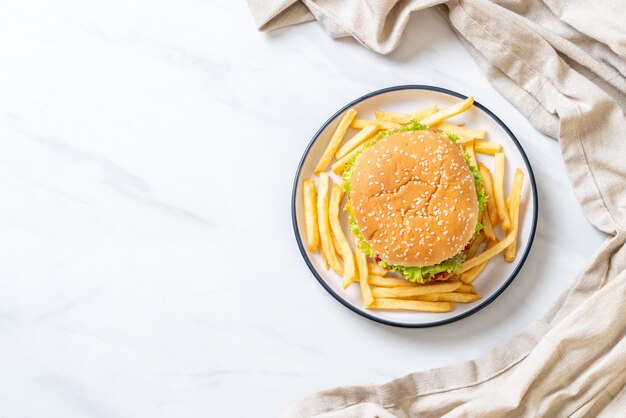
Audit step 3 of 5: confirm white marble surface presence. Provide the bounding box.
[0,1,607,417]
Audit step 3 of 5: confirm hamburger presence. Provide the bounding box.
[343,125,487,283]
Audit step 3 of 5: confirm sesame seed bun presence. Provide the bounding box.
[349,130,478,266]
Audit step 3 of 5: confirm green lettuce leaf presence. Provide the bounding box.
[442,131,460,143]
[341,152,359,194]
[464,152,488,236]
[400,120,428,132]
[379,252,466,284]
[344,200,377,257]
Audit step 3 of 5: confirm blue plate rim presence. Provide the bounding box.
[291,84,539,328]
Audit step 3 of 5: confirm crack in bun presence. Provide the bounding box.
[349,130,478,266]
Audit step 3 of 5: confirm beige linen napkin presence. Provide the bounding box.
[247,0,626,415]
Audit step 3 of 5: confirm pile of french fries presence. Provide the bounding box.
[303,96,525,313]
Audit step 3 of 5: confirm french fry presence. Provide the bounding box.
[461,239,497,283]
[353,274,378,283]
[354,276,419,288]
[331,232,342,260]
[369,277,413,288]
[319,239,328,268]
[329,185,356,287]
[328,207,343,260]
[367,261,388,276]
[474,141,503,155]
[460,260,488,284]
[335,124,379,159]
[314,108,357,174]
[353,236,373,306]
[371,281,462,299]
[460,230,516,273]
[317,173,343,274]
[464,140,478,168]
[374,105,438,124]
[478,163,498,226]
[420,96,474,127]
[410,293,481,303]
[436,122,486,140]
[456,283,477,294]
[493,153,511,231]
[467,233,486,259]
[302,180,319,252]
[332,143,365,175]
[481,210,496,241]
[504,169,525,262]
[351,118,401,130]
[368,298,453,312]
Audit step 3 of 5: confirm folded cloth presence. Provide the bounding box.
[247,1,626,415]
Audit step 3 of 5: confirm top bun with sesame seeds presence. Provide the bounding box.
[349,129,478,267]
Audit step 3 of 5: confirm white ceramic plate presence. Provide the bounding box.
[292,86,537,327]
